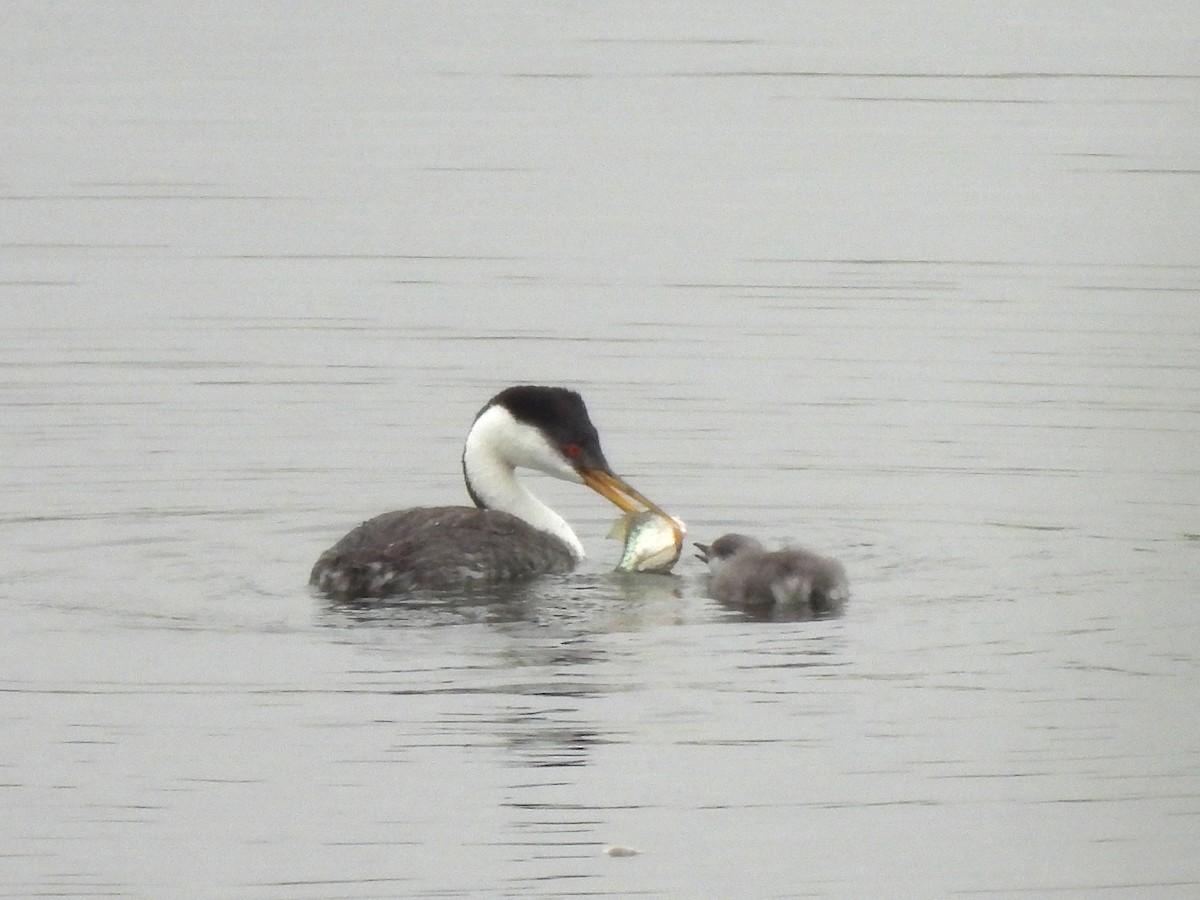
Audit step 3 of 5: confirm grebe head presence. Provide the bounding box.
[480,385,610,478]
[463,386,677,531]
[694,533,765,568]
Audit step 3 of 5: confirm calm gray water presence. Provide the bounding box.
[3,3,1199,898]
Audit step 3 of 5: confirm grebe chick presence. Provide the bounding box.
[695,533,848,618]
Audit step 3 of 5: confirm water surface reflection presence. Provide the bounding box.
[3,3,1199,898]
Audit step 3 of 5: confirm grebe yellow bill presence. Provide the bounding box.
[695,533,848,618]
[310,385,674,600]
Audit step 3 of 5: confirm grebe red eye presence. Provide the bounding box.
[563,443,583,459]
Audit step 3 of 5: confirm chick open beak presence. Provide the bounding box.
[578,468,684,544]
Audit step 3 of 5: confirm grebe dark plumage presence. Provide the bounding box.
[310,385,674,600]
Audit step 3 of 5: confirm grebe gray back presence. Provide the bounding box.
[310,385,676,600]
[694,533,848,618]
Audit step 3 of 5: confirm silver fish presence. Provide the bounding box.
[608,511,686,574]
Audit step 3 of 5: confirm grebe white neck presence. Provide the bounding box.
[461,405,585,559]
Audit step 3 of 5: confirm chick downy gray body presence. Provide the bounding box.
[695,533,848,618]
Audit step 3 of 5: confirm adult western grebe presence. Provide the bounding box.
[694,533,848,618]
[310,385,677,600]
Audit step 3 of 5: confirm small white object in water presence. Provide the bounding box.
[603,844,640,857]
[608,510,686,574]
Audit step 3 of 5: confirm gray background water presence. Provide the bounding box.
[3,3,1198,897]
